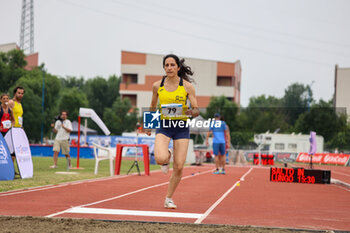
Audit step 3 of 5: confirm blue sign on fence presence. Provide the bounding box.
[0,133,14,180]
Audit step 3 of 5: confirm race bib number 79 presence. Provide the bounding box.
[161,103,183,118]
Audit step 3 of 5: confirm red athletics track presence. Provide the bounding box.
[0,165,349,231]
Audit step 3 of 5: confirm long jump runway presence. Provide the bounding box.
[0,165,349,231]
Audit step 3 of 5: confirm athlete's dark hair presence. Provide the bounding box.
[60,110,68,115]
[0,93,9,99]
[163,54,194,83]
[13,86,25,95]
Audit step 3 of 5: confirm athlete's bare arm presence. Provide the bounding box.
[145,81,161,136]
[8,99,14,109]
[183,81,199,118]
[225,125,231,148]
[150,80,161,110]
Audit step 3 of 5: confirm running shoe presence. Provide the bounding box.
[49,165,57,169]
[164,199,177,209]
[221,169,226,175]
[213,169,221,174]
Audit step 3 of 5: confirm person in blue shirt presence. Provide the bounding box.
[205,113,231,174]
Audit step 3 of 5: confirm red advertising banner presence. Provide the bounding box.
[296,152,350,166]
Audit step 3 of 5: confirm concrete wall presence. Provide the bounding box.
[335,66,350,118]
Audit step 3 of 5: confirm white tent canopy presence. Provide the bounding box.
[189,115,210,135]
[71,121,97,135]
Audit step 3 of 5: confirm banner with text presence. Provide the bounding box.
[0,133,15,180]
[5,128,33,178]
[296,152,350,166]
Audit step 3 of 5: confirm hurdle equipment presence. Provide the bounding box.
[114,144,150,176]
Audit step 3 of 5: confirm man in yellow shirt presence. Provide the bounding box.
[8,86,25,173]
[8,86,24,128]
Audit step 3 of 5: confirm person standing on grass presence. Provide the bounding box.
[145,54,199,209]
[8,86,24,129]
[0,93,14,137]
[8,86,25,174]
[205,113,231,175]
[50,110,72,168]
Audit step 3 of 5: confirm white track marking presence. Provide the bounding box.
[332,170,350,178]
[0,166,201,197]
[0,174,130,197]
[195,167,254,224]
[65,207,203,219]
[332,184,350,193]
[45,168,213,218]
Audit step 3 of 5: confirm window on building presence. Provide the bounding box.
[265,137,272,141]
[275,143,285,150]
[288,143,297,149]
[122,73,138,84]
[122,94,137,107]
[262,144,270,151]
[217,76,233,86]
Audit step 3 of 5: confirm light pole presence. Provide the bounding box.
[40,68,46,144]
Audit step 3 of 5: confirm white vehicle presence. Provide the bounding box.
[254,132,324,154]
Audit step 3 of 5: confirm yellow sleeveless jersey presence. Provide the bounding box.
[157,77,188,120]
[13,101,23,127]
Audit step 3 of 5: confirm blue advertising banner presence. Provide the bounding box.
[0,133,15,180]
[5,128,33,179]
[69,135,174,157]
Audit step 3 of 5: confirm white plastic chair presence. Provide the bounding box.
[92,143,115,176]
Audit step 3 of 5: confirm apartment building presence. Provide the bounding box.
[120,51,241,111]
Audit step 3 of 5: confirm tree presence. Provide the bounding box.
[60,76,85,89]
[282,83,312,125]
[10,68,61,142]
[230,131,254,148]
[204,96,239,131]
[241,95,288,133]
[0,49,27,93]
[85,75,120,119]
[103,97,138,135]
[58,87,89,121]
[294,99,347,143]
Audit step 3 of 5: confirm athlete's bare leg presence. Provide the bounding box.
[53,151,59,166]
[219,154,226,170]
[214,155,220,170]
[166,138,189,198]
[154,133,171,165]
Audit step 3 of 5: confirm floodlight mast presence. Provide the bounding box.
[20,0,34,54]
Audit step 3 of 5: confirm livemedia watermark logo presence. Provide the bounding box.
[143,110,161,129]
[143,110,222,129]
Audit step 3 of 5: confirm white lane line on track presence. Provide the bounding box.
[45,168,214,218]
[0,174,130,197]
[65,207,203,219]
[333,184,350,192]
[194,167,254,224]
[0,167,194,197]
[332,170,350,178]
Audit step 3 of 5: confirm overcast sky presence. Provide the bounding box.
[1,0,350,106]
